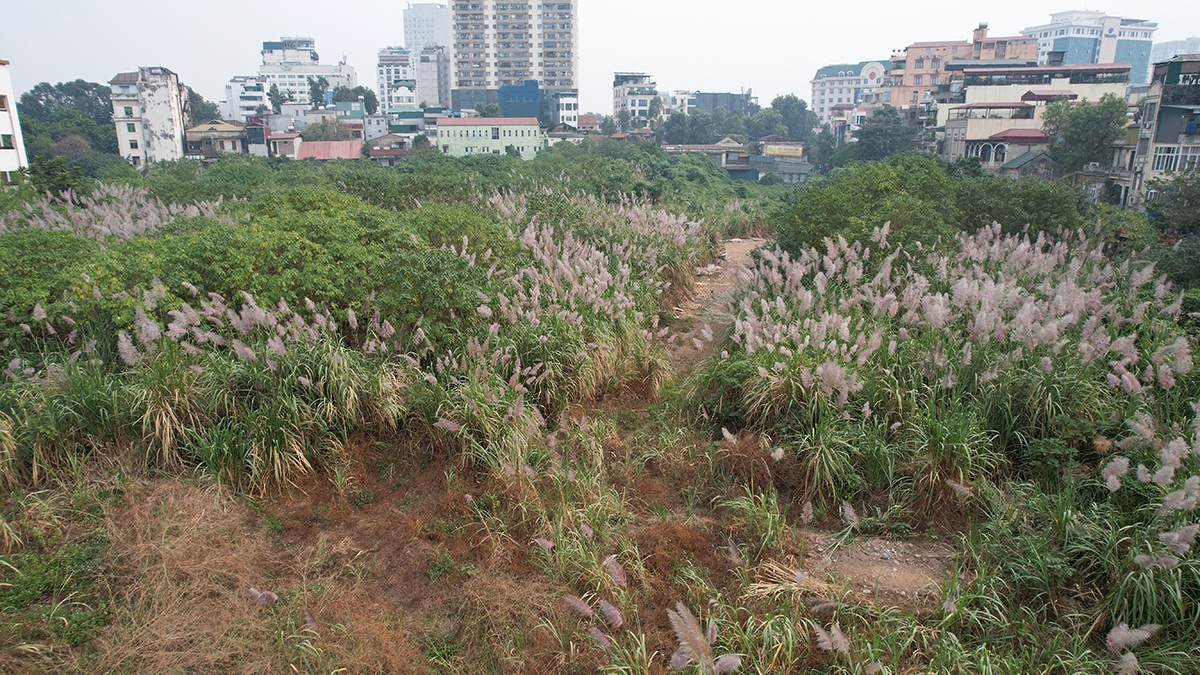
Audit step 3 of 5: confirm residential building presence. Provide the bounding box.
[661,137,746,169]
[1020,11,1157,83]
[0,60,29,183]
[613,73,656,127]
[258,37,357,104]
[940,62,1132,170]
[576,113,597,133]
[450,0,578,124]
[416,46,451,107]
[438,116,545,159]
[269,133,302,160]
[377,46,418,113]
[185,121,248,163]
[667,90,697,116]
[810,60,889,126]
[1132,54,1200,206]
[405,3,451,50]
[1153,39,1200,65]
[693,92,757,115]
[109,66,190,170]
[551,91,578,127]
[888,40,971,109]
[220,75,268,123]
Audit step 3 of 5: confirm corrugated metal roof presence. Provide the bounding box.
[297,141,363,161]
[109,72,139,84]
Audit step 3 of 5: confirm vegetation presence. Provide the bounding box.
[1042,93,1130,174]
[0,138,1196,674]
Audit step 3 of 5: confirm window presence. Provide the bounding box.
[914,75,923,85]
[1182,147,1200,173]
[129,140,139,150]
[124,106,133,117]
[1153,146,1179,172]
[0,95,6,110]
[931,75,939,85]
[914,58,924,69]
[0,134,12,149]
[126,123,136,133]
[492,127,500,140]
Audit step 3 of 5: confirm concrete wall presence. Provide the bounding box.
[0,63,28,175]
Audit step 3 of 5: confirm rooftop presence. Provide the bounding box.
[988,128,1050,142]
[439,117,542,126]
[962,63,1131,76]
[297,140,363,161]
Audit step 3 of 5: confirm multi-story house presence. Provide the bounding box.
[405,3,452,50]
[437,116,545,159]
[109,66,190,170]
[1132,54,1200,205]
[450,1,577,123]
[693,92,757,115]
[551,91,578,127]
[0,60,28,184]
[377,47,418,113]
[220,76,268,123]
[810,61,889,126]
[185,121,248,163]
[1021,11,1157,84]
[667,90,697,116]
[258,37,357,105]
[940,62,1131,170]
[613,73,656,128]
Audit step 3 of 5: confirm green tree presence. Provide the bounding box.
[1042,93,1128,174]
[473,103,501,117]
[617,109,631,132]
[18,80,112,126]
[255,104,269,116]
[307,76,330,107]
[647,96,664,125]
[412,134,433,151]
[747,108,788,141]
[268,84,288,114]
[808,124,836,169]
[332,86,379,114]
[187,89,221,125]
[852,105,918,161]
[599,115,617,135]
[27,156,86,198]
[770,94,818,141]
[301,118,354,141]
[1147,171,1200,237]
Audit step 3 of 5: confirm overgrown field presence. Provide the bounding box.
[0,148,1197,674]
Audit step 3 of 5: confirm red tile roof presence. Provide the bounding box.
[297,140,363,161]
[439,117,541,126]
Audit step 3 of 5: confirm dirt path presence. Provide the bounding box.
[668,238,761,374]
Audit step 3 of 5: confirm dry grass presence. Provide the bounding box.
[83,481,425,675]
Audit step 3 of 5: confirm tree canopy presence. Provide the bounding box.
[850,105,918,161]
[301,118,354,141]
[18,80,112,126]
[307,76,330,108]
[187,89,221,125]
[473,103,501,118]
[332,86,379,115]
[770,94,819,142]
[1042,93,1128,174]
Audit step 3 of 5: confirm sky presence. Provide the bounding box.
[2,1,1198,116]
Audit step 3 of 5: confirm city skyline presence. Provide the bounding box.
[1,0,1198,116]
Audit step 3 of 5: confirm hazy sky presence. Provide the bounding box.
[2,1,1198,115]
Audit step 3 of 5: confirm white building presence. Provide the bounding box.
[417,45,451,108]
[450,1,578,114]
[220,75,267,123]
[0,60,28,183]
[551,91,578,127]
[258,37,357,105]
[377,47,418,113]
[667,90,697,116]
[613,72,656,126]
[404,3,451,50]
[1020,11,1157,83]
[109,67,189,170]
[810,60,889,126]
[1152,39,1200,64]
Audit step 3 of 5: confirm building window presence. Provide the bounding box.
[0,135,12,149]
[126,123,136,133]
[492,127,500,140]
[129,140,139,150]
[1153,146,1180,172]
[914,58,924,69]
[914,75,923,85]
[124,106,133,117]
[931,75,939,85]
[0,95,6,110]
[1182,147,1200,173]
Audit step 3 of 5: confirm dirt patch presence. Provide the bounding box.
[668,238,761,373]
[803,533,954,612]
